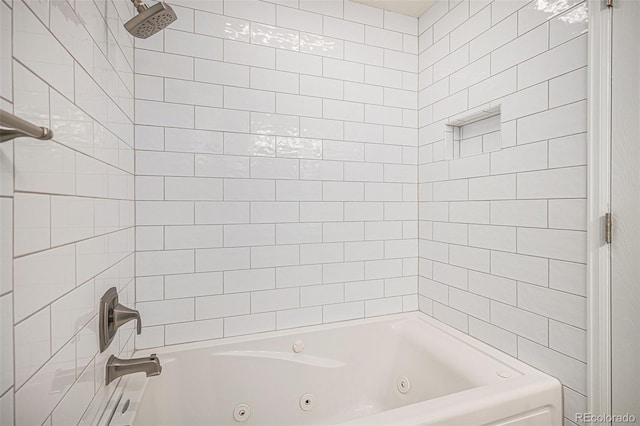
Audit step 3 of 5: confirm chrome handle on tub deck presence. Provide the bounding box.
[99,287,142,352]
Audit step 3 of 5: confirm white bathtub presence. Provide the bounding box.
[102,313,562,425]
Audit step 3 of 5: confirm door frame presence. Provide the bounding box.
[587,0,612,421]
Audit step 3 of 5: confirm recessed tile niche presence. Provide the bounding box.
[445,106,502,160]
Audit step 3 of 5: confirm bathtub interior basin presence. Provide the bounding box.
[103,312,562,425]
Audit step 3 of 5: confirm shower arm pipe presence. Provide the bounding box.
[0,108,53,143]
[131,0,150,12]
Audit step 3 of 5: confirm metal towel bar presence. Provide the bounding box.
[0,108,54,143]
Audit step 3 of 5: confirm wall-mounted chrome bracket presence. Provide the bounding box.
[100,287,142,352]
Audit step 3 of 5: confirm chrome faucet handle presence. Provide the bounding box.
[112,303,142,334]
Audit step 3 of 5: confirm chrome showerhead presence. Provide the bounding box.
[124,1,177,39]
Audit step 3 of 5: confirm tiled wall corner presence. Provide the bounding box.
[0,0,136,424]
[417,1,588,424]
[133,0,420,350]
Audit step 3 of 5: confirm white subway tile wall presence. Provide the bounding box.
[134,0,419,352]
[0,0,591,423]
[417,1,588,424]
[0,0,136,424]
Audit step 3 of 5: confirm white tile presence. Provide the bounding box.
[15,140,75,195]
[365,296,403,317]
[165,29,222,60]
[365,65,403,89]
[298,117,341,139]
[549,3,587,48]
[365,105,403,126]
[165,79,223,108]
[196,247,250,272]
[165,225,223,250]
[468,270,516,305]
[277,93,322,118]
[323,181,364,201]
[344,41,384,66]
[164,272,222,299]
[166,319,223,345]
[468,174,515,200]
[15,341,75,426]
[300,160,343,181]
[14,1,74,97]
[276,5,322,34]
[224,39,275,68]
[344,0,383,27]
[224,224,274,247]
[277,307,323,329]
[300,33,344,58]
[195,11,250,41]
[14,193,50,256]
[491,251,548,287]
[433,302,468,332]
[323,57,364,83]
[195,201,250,224]
[164,177,223,201]
[251,244,299,267]
[276,50,323,76]
[450,5,491,50]
[300,202,343,222]
[549,260,586,296]
[224,312,276,337]
[137,250,194,276]
[276,264,323,288]
[301,283,343,307]
[549,67,587,108]
[469,224,516,252]
[300,242,343,264]
[276,223,322,245]
[549,199,587,231]
[299,0,342,17]
[136,49,193,79]
[251,288,299,313]
[197,107,251,133]
[224,133,275,157]
[491,301,548,345]
[323,301,364,322]
[345,279,384,301]
[15,307,50,388]
[365,25,403,51]
[252,68,299,94]
[14,245,75,322]
[136,201,194,225]
[490,141,547,175]
[548,133,587,169]
[449,201,490,224]
[365,259,403,279]
[490,200,547,227]
[276,180,322,200]
[300,75,343,100]
[517,166,586,199]
[224,0,275,24]
[469,14,517,62]
[469,317,517,356]
[224,268,275,293]
[195,59,250,87]
[518,338,586,394]
[0,293,12,394]
[517,101,586,145]
[517,228,586,264]
[323,99,364,122]
[518,34,587,89]
[51,281,94,353]
[324,16,364,43]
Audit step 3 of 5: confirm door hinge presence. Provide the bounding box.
[604,212,612,244]
[606,0,613,7]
